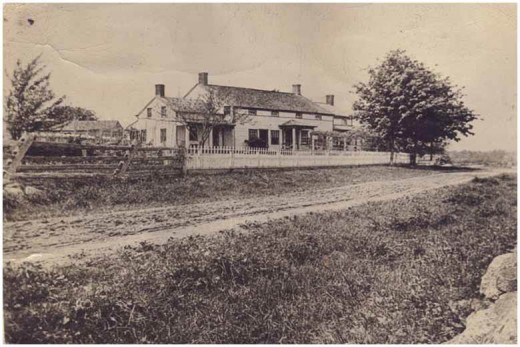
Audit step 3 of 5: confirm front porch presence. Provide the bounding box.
[176,123,235,148]
[278,120,361,152]
[279,120,315,151]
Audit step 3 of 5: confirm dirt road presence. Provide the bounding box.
[4,168,513,266]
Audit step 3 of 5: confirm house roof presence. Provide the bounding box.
[315,102,351,118]
[163,97,208,113]
[192,84,335,115]
[53,120,123,131]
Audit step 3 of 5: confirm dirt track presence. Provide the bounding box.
[3,168,513,266]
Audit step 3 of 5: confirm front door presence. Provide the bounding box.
[283,128,292,148]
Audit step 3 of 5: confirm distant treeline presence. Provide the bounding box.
[447,150,516,167]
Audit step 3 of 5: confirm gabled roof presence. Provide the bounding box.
[53,120,123,131]
[190,84,335,115]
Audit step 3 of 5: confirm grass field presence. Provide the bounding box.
[4,165,446,221]
[3,174,516,343]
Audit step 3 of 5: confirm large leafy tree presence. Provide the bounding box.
[5,56,65,139]
[353,50,478,165]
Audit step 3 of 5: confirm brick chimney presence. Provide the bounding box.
[199,72,209,85]
[326,95,335,106]
[155,84,165,97]
[292,84,301,95]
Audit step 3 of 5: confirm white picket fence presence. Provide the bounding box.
[185,146,411,170]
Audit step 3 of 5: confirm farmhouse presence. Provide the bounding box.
[129,72,358,150]
[51,120,124,141]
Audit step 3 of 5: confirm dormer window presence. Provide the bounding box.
[295,112,302,119]
[271,111,279,117]
[315,114,322,120]
[248,109,257,115]
[147,108,152,118]
[161,106,167,118]
[224,106,231,115]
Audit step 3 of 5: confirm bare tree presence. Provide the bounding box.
[176,88,251,147]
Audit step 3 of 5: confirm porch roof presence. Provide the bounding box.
[333,125,354,132]
[279,119,318,128]
[310,130,351,138]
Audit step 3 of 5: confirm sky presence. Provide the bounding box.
[3,3,517,151]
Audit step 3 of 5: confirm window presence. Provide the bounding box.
[140,129,147,142]
[295,112,302,119]
[147,108,152,118]
[271,130,280,145]
[160,128,167,143]
[189,126,198,141]
[224,106,231,115]
[102,130,111,138]
[315,114,322,120]
[161,106,167,118]
[248,109,257,116]
[271,111,279,117]
[248,129,259,140]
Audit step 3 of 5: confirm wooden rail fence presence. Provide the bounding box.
[4,133,185,181]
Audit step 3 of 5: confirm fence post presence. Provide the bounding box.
[180,147,189,176]
[7,133,35,175]
[117,145,137,176]
[229,146,233,170]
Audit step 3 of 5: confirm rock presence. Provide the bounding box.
[4,184,25,199]
[322,251,348,268]
[24,186,44,198]
[447,292,517,344]
[480,252,517,300]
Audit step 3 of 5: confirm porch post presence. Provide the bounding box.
[292,127,296,151]
[185,124,190,147]
[311,135,315,152]
[298,129,302,150]
[219,128,224,147]
[343,136,347,151]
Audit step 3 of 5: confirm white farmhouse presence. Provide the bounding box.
[129,72,356,150]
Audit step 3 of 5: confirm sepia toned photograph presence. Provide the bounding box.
[2,3,517,344]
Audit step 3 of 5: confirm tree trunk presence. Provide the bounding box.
[410,140,418,166]
[389,138,395,165]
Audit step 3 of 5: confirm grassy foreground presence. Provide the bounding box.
[3,174,516,343]
[5,165,443,221]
